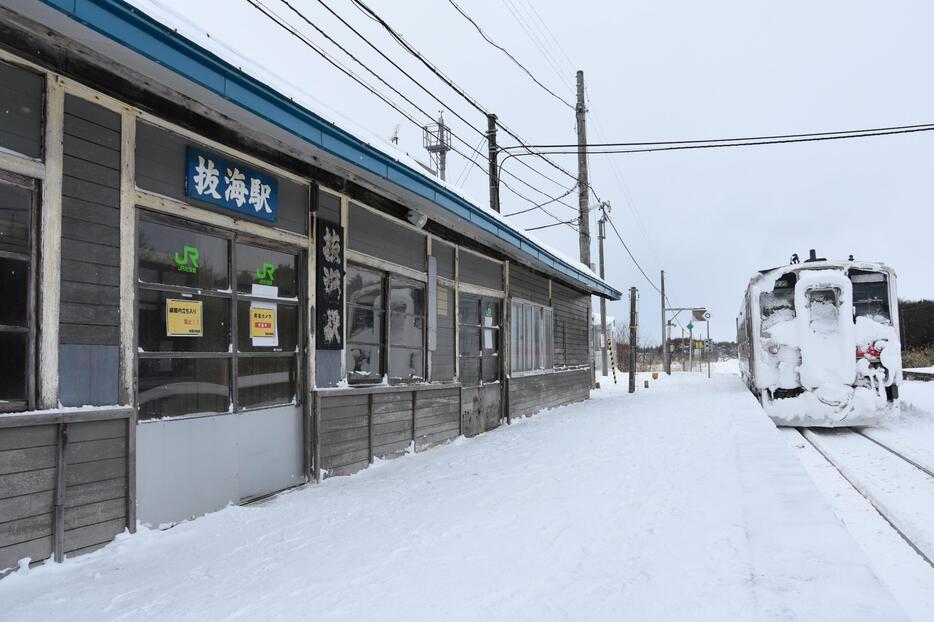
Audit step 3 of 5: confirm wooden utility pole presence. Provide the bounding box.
[629,287,638,393]
[575,70,591,267]
[487,113,500,213]
[597,205,608,377]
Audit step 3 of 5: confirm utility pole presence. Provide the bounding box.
[487,113,500,213]
[575,70,591,267]
[628,287,638,393]
[706,320,711,379]
[598,203,609,377]
[660,270,667,375]
[688,325,694,372]
[666,320,672,374]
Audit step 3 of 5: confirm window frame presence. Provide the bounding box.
[345,262,429,385]
[136,211,304,421]
[0,171,39,412]
[458,294,501,386]
[510,297,554,376]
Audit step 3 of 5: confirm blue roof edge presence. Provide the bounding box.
[40,0,621,300]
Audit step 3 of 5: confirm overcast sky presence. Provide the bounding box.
[141,0,934,341]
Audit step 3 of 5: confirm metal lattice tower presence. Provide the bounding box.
[423,112,452,181]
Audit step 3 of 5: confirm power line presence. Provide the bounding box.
[308,0,486,143]
[445,0,573,110]
[276,0,579,218]
[500,122,934,150]
[350,0,585,190]
[525,216,579,231]
[605,212,661,295]
[503,125,934,157]
[249,0,569,227]
[502,185,576,217]
[501,0,572,91]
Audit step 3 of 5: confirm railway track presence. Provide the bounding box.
[794,426,934,569]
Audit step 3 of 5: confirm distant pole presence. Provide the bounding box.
[575,70,591,268]
[688,325,694,372]
[660,270,667,375]
[706,320,711,378]
[598,206,608,377]
[666,320,672,374]
[486,113,500,213]
[629,287,638,393]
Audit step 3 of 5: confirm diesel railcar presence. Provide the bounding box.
[737,251,901,426]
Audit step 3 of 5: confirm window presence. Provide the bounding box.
[850,270,891,323]
[346,264,427,383]
[0,174,37,411]
[459,295,500,385]
[759,273,796,337]
[510,300,554,374]
[807,288,841,336]
[389,279,425,381]
[137,215,302,419]
[346,265,383,381]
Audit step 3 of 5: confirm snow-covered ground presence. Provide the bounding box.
[0,372,907,621]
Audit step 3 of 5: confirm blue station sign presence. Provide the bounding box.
[185,146,278,223]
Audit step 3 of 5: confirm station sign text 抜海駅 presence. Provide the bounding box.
[185,147,278,223]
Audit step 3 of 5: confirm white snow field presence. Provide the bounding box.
[0,373,906,621]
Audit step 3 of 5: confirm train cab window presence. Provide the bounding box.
[759,274,796,337]
[849,270,890,324]
[806,288,841,336]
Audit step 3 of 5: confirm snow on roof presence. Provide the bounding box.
[122,0,607,290]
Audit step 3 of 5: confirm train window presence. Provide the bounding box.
[849,270,890,324]
[759,288,795,338]
[806,288,841,336]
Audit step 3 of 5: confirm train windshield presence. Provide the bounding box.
[806,288,841,335]
[759,274,796,336]
[849,270,891,323]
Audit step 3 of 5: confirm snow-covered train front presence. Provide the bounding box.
[737,251,901,427]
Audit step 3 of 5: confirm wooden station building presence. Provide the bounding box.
[0,0,620,572]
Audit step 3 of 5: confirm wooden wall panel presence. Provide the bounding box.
[0,415,130,577]
[508,369,590,420]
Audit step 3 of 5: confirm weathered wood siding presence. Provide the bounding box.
[509,265,549,306]
[135,120,308,235]
[0,424,56,573]
[317,386,461,478]
[319,393,370,477]
[0,413,130,576]
[508,369,590,420]
[460,384,500,437]
[552,282,590,368]
[414,388,459,450]
[348,203,425,271]
[58,95,121,406]
[0,59,43,159]
[458,251,502,291]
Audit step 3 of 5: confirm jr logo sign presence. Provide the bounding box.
[256,262,276,286]
[175,245,200,274]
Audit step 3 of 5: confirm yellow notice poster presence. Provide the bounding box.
[166,299,203,337]
[250,306,277,339]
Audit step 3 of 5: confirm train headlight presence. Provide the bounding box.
[767,344,779,355]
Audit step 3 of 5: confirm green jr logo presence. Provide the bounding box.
[256,261,277,286]
[174,245,200,274]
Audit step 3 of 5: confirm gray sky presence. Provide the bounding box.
[145,0,934,341]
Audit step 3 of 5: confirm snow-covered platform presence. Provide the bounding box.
[0,373,906,621]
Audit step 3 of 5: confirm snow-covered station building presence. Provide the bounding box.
[0,0,620,571]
